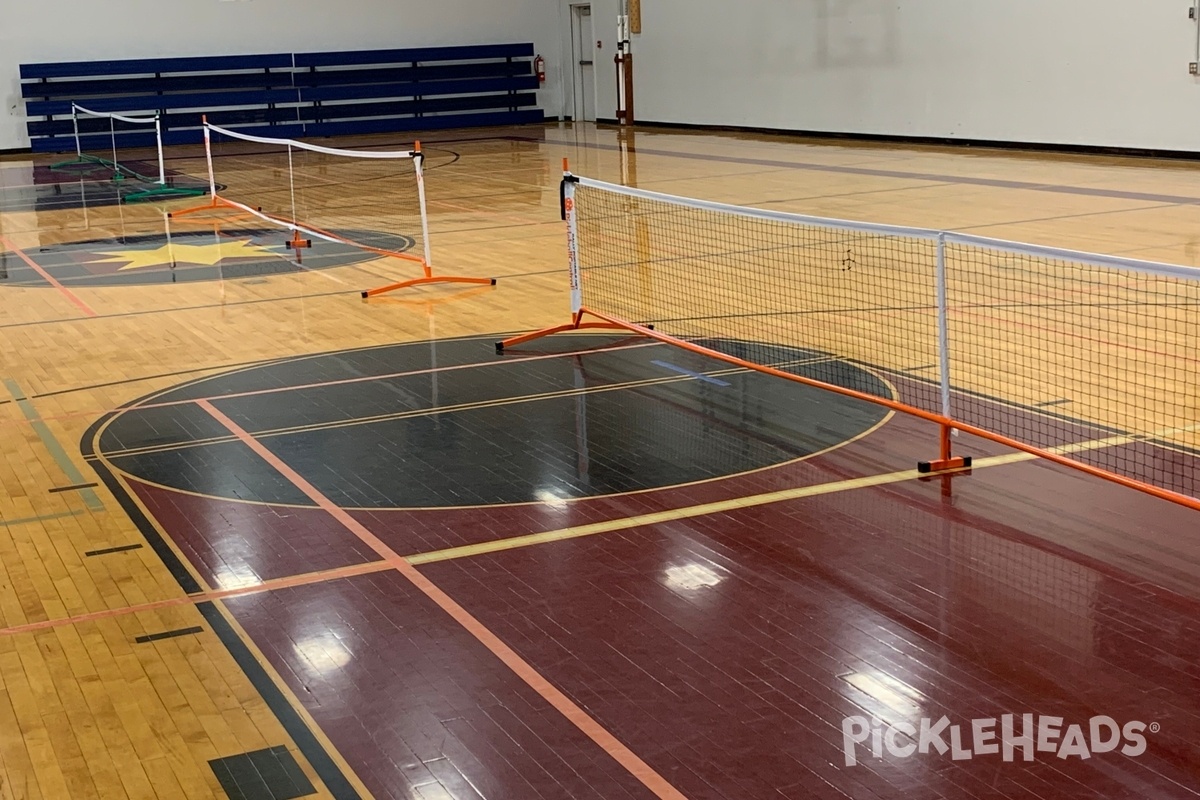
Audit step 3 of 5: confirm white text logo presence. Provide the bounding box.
[841,715,1157,767]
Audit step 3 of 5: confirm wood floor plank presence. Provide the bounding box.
[3,122,1200,798]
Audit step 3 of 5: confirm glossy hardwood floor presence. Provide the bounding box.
[2,122,1200,800]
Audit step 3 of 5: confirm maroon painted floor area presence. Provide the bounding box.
[129,483,379,584]
[124,405,1200,799]
[225,571,656,800]
[416,459,1200,799]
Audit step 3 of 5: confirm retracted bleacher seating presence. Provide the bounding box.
[21,44,544,153]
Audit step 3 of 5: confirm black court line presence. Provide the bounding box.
[951,203,1185,236]
[0,260,550,333]
[1036,398,1073,407]
[40,330,529,404]
[135,625,204,643]
[78,336,620,799]
[82,426,361,799]
[93,351,711,460]
[49,481,99,494]
[903,364,938,372]
[754,181,961,206]
[198,600,362,798]
[84,543,144,557]
[0,287,353,330]
[33,355,294,399]
[546,137,1200,207]
[0,257,549,333]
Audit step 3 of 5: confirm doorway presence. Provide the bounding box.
[570,4,596,122]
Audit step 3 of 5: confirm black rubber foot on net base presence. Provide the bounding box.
[360,291,369,299]
[490,278,498,285]
[917,455,972,474]
[495,342,505,354]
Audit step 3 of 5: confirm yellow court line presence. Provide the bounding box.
[94,355,835,460]
[408,452,1028,565]
[409,420,1200,567]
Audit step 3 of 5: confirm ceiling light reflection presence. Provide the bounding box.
[292,635,352,675]
[212,565,263,590]
[535,488,570,510]
[842,671,924,717]
[664,563,723,591]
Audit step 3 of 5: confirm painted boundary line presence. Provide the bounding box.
[194,398,690,800]
[91,353,809,461]
[6,340,664,431]
[0,234,97,317]
[4,379,104,512]
[0,420,1174,637]
[0,560,394,636]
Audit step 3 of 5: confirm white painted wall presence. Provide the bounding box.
[12,1,1199,152]
[629,0,1200,152]
[0,0,564,150]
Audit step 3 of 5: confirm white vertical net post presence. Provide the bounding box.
[413,142,434,276]
[108,114,119,180]
[71,105,82,159]
[286,142,298,236]
[932,230,961,466]
[154,114,165,185]
[202,115,216,199]
[936,231,952,422]
[564,172,582,318]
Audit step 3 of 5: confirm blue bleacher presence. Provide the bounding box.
[20,44,544,153]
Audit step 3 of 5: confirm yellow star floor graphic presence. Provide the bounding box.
[0,225,417,286]
[86,239,279,271]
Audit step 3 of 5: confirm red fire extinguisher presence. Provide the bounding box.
[534,55,546,83]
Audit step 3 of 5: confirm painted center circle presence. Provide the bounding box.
[97,334,890,508]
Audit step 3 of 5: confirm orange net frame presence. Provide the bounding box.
[169,116,494,296]
[499,162,1200,512]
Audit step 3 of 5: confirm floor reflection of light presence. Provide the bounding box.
[842,671,924,717]
[212,564,262,590]
[664,563,724,591]
[293,635,352,675]
[535,488,570,510]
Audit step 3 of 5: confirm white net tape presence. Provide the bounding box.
[205,122,416,160]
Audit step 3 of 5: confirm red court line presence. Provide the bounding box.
[196,398,690,800]
[0,560,394,636]
[3,340,663,428]
[0,234,98,317]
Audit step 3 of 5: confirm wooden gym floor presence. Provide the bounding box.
[2,123,1200,799]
